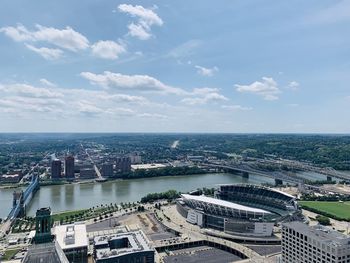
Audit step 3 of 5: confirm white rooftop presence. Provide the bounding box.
[131,163,167,170]
[181,194,271,214]
[54,223,88,250]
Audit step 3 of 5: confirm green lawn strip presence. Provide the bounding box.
[51,209,89,222]
[300,201,350,221]
[51,207,118,222]
[2,248,21,261]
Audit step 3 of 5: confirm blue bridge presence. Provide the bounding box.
[7,174,40,220]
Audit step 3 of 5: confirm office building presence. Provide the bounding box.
[282,221,350,263]
[65,155,75,179]
[101,163,113,177]
[129,153,142,164]
[54,223,88,263]
[24,207,69,263]
[93,230,154,263]
[79,168,96,179]
[115,157,131,173]
[51,159,62,179]
[0,173,22,183]
[34,207,54,244]
[23,241,69,263]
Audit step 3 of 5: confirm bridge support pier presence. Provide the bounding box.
[326,176,332,182]
[275,179,283,186]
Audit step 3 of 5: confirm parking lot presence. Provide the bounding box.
[163,246,242,263]
[246,245,281,256]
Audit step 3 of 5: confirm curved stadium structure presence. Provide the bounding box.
[176,184,301,237]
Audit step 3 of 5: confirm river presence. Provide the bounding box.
[0,170,347,218]
[0,173,275,218]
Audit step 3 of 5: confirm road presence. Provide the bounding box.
[80,143,103,179]
[156,205,263,261]
[171,140,180,149]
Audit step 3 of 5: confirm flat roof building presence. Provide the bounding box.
[282,221,350,263]
[54,223,88,263]
[51,159,62,179]
[93,230,154,263]
[64,155,75,179]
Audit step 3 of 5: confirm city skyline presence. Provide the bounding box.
[0,0,349,133]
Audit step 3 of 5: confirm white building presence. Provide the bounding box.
[53,223,88,263]
[282,221,350,263]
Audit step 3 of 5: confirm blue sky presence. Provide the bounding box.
[0,0,349,133]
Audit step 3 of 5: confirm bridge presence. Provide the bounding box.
[201,161,305,185]
[278,160,350,182]
[7,174,40,220]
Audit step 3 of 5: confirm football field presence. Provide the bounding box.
[300,201,350,220]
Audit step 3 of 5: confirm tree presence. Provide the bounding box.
[316,215,331,226]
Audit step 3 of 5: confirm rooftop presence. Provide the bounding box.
[94,230,153,260]
[23,241,69,263]
[218,184,295,199]
[131,163,167,170]
[181,194,271,214]
[283,221,350,246]
[53,223,88,250]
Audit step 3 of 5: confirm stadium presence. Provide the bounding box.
[176,184,301,237]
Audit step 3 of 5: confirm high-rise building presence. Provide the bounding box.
[54,223,88,263]
[281,221,350,263]
[129,153,142,164]
[65,155,75,179]
[101,163,113,177]
[115,157,131,173]
[34,207,54,244]
[51,159,62,179]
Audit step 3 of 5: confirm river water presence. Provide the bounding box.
[0,171,347,218]
[0,173,275,218]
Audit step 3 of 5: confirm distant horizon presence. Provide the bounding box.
[0,132,349,135]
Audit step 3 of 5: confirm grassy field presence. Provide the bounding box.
[300,201,350,220]
[1,249,21,261]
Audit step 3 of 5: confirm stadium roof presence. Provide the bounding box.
[217,184,295,199]
[181,194,271,214]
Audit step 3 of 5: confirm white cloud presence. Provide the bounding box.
[235,77,281,100]
[76,100,104,115]
[0,83,63,98]
[25,44,63,60]
[287,81,299,90]
[138,113,168,119]
[80,71,187,95]
[0,97,64,113]
[91,40,126,59]
[98,93,148,104]
[1,24,89,51]
[195,65,218,77]
[118,4,163,40]
[76,100,135,117]
[118,4,163,26]
[127,23,151,40]
[192,87,220,95]
[40,78,56,87]
[181,92,228,105]
[221,105,253,111]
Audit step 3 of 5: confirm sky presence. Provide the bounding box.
[0,0,349,133]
